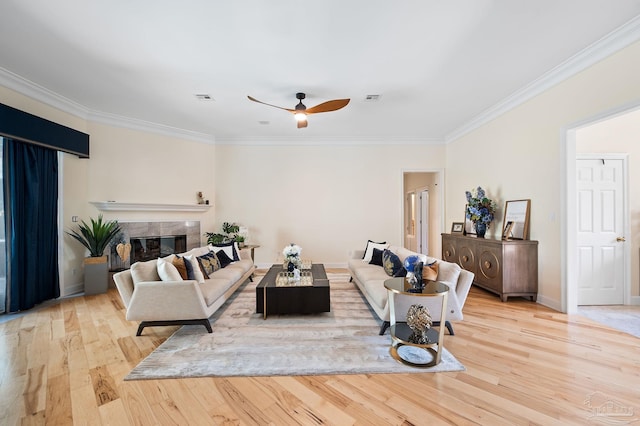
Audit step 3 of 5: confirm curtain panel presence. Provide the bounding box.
[3,139,59,312]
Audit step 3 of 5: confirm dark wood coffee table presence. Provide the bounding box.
[256,264,330,319]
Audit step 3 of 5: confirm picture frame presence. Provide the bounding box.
[451,222,464,234]
[503,199,531,240]
[464,204,475,235]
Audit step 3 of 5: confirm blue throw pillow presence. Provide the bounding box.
[369,248,384,267]
[216,249,233,268]
[382,249,407,277]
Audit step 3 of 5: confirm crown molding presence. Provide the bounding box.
[87,110,215,144]
[214,136,445,146]
[0,66,215,145]
[0,67,89,119]
[446,15,640,143]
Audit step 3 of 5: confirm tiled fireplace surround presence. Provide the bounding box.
[109,221,201,271]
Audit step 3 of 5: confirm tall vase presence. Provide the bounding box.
[475,222,487,238]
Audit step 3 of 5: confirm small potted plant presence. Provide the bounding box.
[67,214,121,295]
[205,221,241,245]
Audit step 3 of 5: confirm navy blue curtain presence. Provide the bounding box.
[3,139,59,312]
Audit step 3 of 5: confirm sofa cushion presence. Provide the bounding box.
[369,248,384,266]
[199,278,233,306]
[210,242,239,261]
[363,240,388,262]
[209,265,243,283]
[197,251,221,278]
[157,256,183,282]
[362,279,388,311]
[184,254,206,283]
[382,249,406,277]
[423,261,439,282]
[215,249,233,268]
[130,259,160,284]
[172,256,189,280]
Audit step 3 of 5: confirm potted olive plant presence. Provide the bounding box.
[67,214,121,295]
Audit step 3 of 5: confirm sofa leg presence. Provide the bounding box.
[349,276,353,282]
[136,319,212,336]
[379,321,390,335]
[432,320,455,335]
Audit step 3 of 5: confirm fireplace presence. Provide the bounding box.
[130,235,187,263]
[109,220,201,271]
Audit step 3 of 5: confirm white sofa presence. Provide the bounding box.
[113,245,256,336]
[348,245,474,335]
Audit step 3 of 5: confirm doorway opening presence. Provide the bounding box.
[402,171,443,258]
[564,105,640,313]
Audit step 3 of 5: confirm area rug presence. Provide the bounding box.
[125,271,465,380]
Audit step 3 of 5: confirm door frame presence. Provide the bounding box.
[563,103,638,313]
[575,154,630,306]
[401,169,444,258]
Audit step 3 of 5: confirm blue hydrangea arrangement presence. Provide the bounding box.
[465,186,497,227]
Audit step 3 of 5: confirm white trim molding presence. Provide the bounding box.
[446,15,640,143]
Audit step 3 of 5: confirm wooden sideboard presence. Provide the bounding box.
[441,233,538,302]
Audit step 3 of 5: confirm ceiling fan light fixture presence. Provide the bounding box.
[294,112,307,122]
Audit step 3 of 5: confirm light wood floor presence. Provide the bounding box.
[1,269,638,425]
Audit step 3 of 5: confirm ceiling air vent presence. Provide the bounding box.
[364,94,381,102]
[195,94,214,101]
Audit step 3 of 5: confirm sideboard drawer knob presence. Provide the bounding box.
[462,255,468,262]
[445,250,450,257]
[484,261,492,269]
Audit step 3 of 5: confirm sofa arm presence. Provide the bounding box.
[350,249,365,260]
[239,248,253,261]
[455,270,475,309]
[126,280,210,321]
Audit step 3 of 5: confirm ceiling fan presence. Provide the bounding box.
[247,92,350,128]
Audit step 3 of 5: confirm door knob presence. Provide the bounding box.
[616,237,626,242]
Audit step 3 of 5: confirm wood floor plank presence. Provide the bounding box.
[1,275,639,425]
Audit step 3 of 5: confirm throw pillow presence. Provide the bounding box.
[369,247,384,266]
[197,251,221,278]
[216,249,233,268]
[422,261,439,282]
[183,254,206,283]
[363,240,388,262]
[157,256,183,282]
[437,262,461,290]
[210,242,239,262]
[130,259,161,284]
[382,249,406,277]
[172,256,189,280]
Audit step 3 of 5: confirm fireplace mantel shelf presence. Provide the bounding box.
[90,201,211,212]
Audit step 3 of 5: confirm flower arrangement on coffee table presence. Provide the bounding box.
[465,186,497,238]
[283,243,302,271]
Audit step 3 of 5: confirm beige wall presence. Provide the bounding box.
[214,143,446,267]
[445,40,640,309]
[0,88,216,295]
[576,108,640,297]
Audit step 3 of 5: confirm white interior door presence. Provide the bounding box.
[576,158,626,305]
[419,190,429,255]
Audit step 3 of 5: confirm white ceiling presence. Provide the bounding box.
[1,1,640,143]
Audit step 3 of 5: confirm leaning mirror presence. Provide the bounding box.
[503,199,531,240]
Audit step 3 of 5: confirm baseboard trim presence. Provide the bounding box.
[536,294,562,312]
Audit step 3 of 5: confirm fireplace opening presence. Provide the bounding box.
[130,235,187,263]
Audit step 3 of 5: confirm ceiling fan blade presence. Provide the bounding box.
[297,119,308,129]
[247,96,295,113]
[305,98,350,114]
